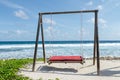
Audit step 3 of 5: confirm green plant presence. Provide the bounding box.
[39,78,43,80]
[55,78,60,80]
[48,79,53,80]
[0,58,43,80]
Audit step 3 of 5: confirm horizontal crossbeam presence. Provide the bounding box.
[40,10,98,15]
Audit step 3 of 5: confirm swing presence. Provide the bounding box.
[47,13,85,65]
[48,56,84,64]
[32,10,100,75]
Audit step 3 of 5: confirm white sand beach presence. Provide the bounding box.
[19,60,120,80]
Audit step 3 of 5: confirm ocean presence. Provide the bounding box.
[0,41,120,59]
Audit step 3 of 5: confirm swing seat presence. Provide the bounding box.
[48,56,84,64]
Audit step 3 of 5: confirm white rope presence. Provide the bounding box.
[49,14,55,57]
[80,13,86,64]
[50,14,53,39]
[48,14,53,57]
[80,13,84,58]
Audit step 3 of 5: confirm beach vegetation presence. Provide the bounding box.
[55,78,60,80]
[0,58,43,80]
[47,78,60,80]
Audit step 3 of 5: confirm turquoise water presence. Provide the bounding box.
[0,41,120,59]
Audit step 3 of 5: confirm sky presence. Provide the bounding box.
[0,0,120,41]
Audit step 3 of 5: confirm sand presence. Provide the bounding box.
[19,60,120,80]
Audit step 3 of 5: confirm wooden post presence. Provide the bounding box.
[32,14,41,72]
[93,22,96,65]
[95,10,100,75]
[40,14,46,63]
[93,12,97,65]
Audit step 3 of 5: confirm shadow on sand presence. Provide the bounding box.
[85,66,120,77]
[20,63,120,77]
[36,65,78,73]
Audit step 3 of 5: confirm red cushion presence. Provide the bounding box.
[49,56,83,61]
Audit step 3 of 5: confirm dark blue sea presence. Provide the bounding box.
[0,41,120,59]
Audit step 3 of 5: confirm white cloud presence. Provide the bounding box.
[86,1,93,6]
[99,18,106,24]
[14,10,29,19]
[45,26,55,37]
[100,0,105,2]
[88,18,94,23]
[0,0,30,20]
[43,18,56,25]
[44,25,62,40]
[0,30,30,40]
[0,30,28,35]
[15,30,28,35]
[43,18,67,28]
[97,5,103,10]
[78,28,89,37]
[0,0,24,9]
[88,18,107,28]
[47,26,53,31]
[99,18,107,28]
[115,3,120,7]
[0,31,9,34]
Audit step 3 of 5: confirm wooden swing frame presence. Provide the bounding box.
[32,10,100,75]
